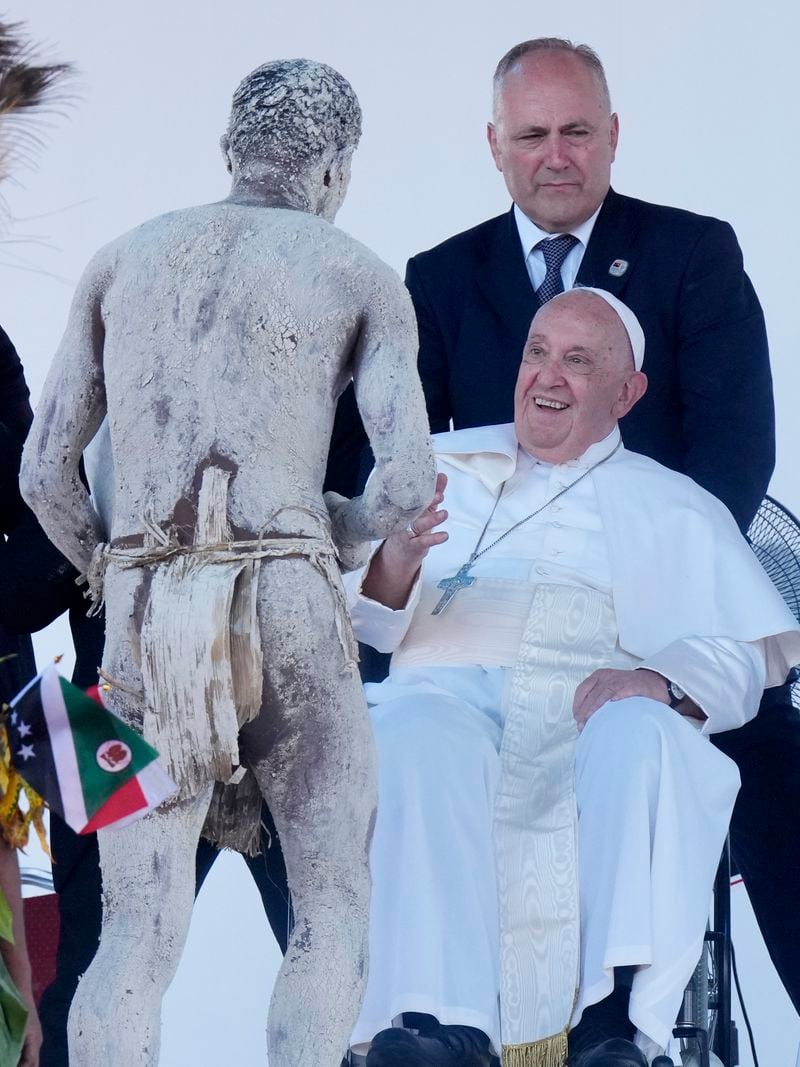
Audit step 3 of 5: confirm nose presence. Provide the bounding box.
[531,355,566,388]
[542,133,570,170]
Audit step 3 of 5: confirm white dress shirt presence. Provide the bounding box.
[513,203,601,292]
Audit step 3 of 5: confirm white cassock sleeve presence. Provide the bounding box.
[639,636,767,734]
[343,543,423,654]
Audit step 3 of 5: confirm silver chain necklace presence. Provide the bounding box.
[431,441,621,615]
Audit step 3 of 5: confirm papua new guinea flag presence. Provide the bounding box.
[6,665,176,834]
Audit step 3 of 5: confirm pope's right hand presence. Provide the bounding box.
[360,472,448,610]
[382,472,449,567]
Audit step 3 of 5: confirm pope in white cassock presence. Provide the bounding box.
[342,288,800,1067]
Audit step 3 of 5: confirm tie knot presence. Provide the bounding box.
[535,233,578,271]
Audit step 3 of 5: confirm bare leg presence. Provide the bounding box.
[68,787,213,1066]
[69,564,214,1066]
[243,558,377,1067]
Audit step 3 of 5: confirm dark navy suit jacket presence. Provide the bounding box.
[405,188,774,532]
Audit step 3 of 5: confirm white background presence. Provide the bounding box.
[4,2,799,1064]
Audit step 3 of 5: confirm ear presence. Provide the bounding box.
[219,134,233,174]
[316,148,352,221]
[487,122,502,172]
[322,147,347,191]
[609,113,619,162]
[614,369,647,418]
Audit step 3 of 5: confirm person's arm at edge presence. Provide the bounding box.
[0,328,33,532]
[324,251,454,509]
[19,247,112,574]
[0,507,83,633]
[0,843,41,1067]
[327,266,435,552]
[0,327,33,443]
[0,332,84,634]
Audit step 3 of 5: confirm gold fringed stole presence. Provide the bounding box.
[502,1028,568,1067]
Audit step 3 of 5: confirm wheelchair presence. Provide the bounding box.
[657,495,800,1067]
[654,841,737,1067]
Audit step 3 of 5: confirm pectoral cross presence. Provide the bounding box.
[431,562,476,615]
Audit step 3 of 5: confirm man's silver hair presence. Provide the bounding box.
[493,38,612,114]
[225,58,362,170]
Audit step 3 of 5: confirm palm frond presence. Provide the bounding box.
[0,20,72,117]
[0,20,74,190]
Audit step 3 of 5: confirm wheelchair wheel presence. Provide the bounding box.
[672,932,716,1067]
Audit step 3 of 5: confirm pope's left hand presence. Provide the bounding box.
[573,668,668,733]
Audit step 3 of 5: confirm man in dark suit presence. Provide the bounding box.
[404,36,799,1031]
[409,41,773,531]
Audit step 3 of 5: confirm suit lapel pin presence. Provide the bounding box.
[608,258,629,278]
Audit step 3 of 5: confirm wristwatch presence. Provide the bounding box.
[666,679,686,708]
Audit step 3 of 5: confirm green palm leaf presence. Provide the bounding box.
[0,945,26,1064]
[0,886,12,944]
[0,20,73,180]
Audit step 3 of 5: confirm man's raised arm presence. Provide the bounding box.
[20,248,112,575]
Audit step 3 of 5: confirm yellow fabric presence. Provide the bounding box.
[0,719,50,857]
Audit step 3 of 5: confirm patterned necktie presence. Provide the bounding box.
[533,234,579,306]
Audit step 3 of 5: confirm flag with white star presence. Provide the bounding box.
[6,665,176,834]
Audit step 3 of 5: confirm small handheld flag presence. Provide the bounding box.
[3,665,176,835]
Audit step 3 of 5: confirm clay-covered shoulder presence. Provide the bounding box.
[83,206,201,279]
[71,231,130,301]
[74,206,217,312]
[109,205,202,248]
[330,226,412,307]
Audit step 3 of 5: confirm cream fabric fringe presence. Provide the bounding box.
[502,1029,568,1067]
[86,468,357,851]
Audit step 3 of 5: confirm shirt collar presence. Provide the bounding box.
[513,202,602,259]
[524,425,622,471]
[435,423,622,491]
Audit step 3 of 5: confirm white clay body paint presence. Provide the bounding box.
[22,58,435,1067]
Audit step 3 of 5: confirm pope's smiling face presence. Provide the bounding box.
[488,51,618,234]
[514,292,647,463]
